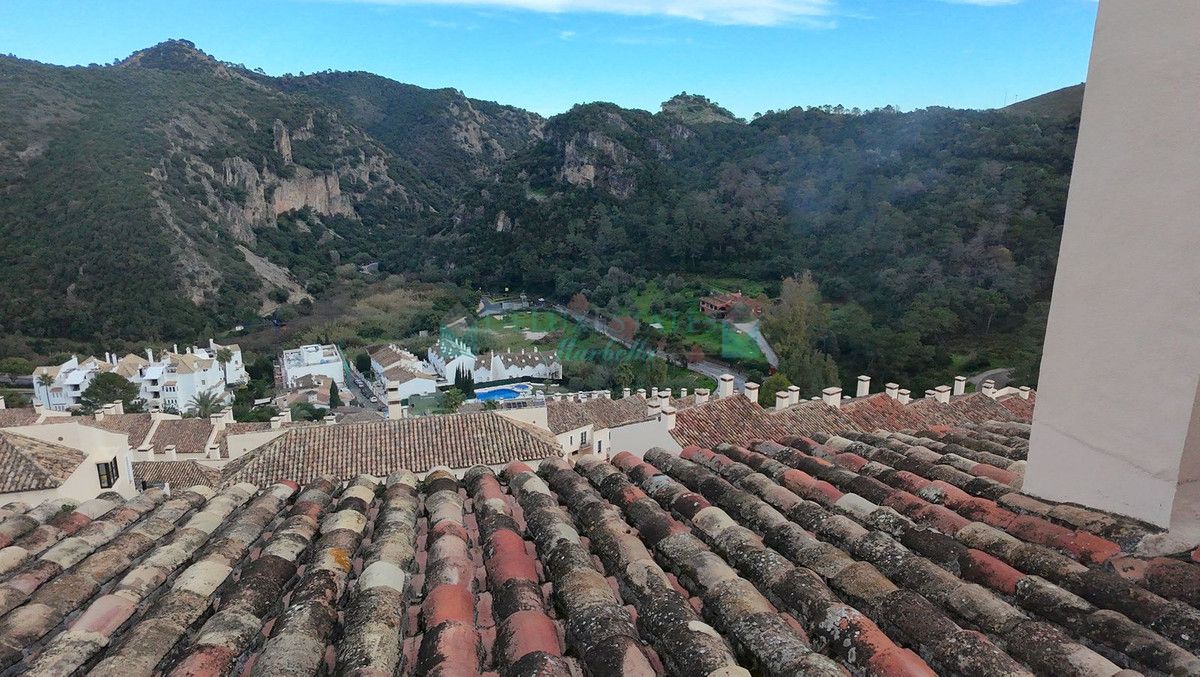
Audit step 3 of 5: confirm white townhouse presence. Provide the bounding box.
[369,344,439,400]
[31,356,112,412]
[280,344,347,390]
[428,335,562,386]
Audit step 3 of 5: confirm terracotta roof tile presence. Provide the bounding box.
[148,418,215,455]
[0,405,1189,677]
[132,460,220,488]
[221,413,561,487]
[0,409,39,428]
[0,432,88,493]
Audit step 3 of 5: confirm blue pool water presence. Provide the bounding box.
[475,384,533,401]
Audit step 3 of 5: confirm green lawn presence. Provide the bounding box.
[619,280,769,368]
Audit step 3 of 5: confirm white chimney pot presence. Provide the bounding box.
[856,375,871,398]
[822,387,843,408]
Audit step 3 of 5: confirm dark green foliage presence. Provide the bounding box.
[353,352,372,377]
[328,380,342,408]
[77,372,142,414]
[454,365,475,397]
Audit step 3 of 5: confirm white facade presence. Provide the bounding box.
[31,338,247,414]
[31,356,111,412]
[280,344,346,390]
[1,422,136,504]
[135,349,229,414]
[428,336,562,386]
[1026,0,1200,539]
[371,344,440,400]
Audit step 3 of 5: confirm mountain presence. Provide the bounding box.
[1003,83,1085,118]
[0,40,541,343]
[0,39,1084,391]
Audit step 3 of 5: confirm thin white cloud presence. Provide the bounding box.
[940,0,1021,5]
[334,0,835,26]
[559,29,576,39]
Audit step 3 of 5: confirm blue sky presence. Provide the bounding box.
[0,0,1097,118]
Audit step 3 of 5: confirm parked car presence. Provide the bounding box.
[370,396,378,403]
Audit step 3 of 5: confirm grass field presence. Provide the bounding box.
[620,279,768,368]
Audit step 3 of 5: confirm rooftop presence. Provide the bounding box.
[282,343,342,369]
[0,415,1194,675]
[219,413,561,487]
[0,431,87,493]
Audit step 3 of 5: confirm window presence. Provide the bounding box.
[580,430,588,446]
[96,458,120,489]
[597,440,603,454]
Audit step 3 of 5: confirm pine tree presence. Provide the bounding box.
[329,380,343,408]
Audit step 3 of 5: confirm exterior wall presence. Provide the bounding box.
[392,377,438,401]
[281,348,346,390]
[1026,1,1200,536]
[609,419,682,460]
[494,406,548,430]
[224,429,290,460]
[6,422,136,501]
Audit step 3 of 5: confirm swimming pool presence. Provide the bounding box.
[475,383,534,401]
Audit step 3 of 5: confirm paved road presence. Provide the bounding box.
[345,365,385,412]
[551,304,750,387]
[969,367,1013,390]
[734,320,779,369]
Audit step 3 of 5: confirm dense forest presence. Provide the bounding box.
[0,40,1082,392]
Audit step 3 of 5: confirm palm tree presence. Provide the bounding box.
[215,348,233,385]
[187,390,223,418]
[36,372,54,408]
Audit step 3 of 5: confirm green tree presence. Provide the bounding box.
[761,372,794,403]
[455,365,475,396]
[354,352,373,377]
[763,273,840,395]
[215,347,233,385]
[36,372,54,408]
[0,357,33,375]
[78,372,143,414]
[186,390,223,418]
[438,388,466,413]
[644,358,668,388]
[329,380,343,408]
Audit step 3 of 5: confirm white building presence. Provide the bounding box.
[31,339,248,414]
[31,356,113,412]
[133,348,229,414]
[428,335,562,386]
[369,344,439,401]
[0,420,136,504]
[280,344,346,390]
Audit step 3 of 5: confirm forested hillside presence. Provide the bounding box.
[0,40,1081,391]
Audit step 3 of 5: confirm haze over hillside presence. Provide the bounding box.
[0,40,1083,392]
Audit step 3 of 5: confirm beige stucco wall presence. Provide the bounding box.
[1026,1,1200,535]
[609,419,682,460]
[6,422,136,502]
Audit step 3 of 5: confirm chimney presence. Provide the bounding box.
[164,444,177,461]
[743,382,759,404]
[647,401,662,419]
[324,414,337,425]
[787,385,800,406]
[679,387,688,400]
[898,389,912,405]
[650,387,659,399]
[658,392,670,409]
[856,375,871,398]
[934,385,951,404]
[622,387,632,399]
[172,344,178,354]
[146,348,154,363]
[110,400,123,416]
[637,388,646,399]
[104,352,111,365]
[206,444,220,460]
[925,389,936,399]
[209,412,227,432]
[602,390,612,400]
[694,388,710,405]
[0,396,5,410]
[270,415,283,430]
[95,406,106,422]
[775,391,789,411]
[885,383,900,399]
[281,407,293,424]
[661,405,677,431]
[953,375,967,396]
[821,387,842,408]
[387,383,403,420]
[717,374,735,398]
[982,379,997,398]
[1019,385,1032,400]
